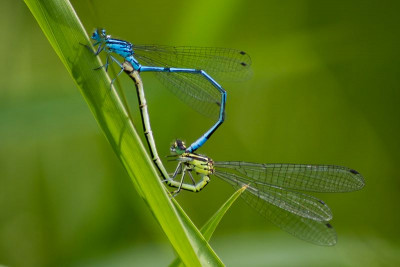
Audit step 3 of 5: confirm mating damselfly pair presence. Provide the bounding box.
[88,28,364,246]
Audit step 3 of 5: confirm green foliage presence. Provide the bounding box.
[23,0,224,265]
[170,185,247,267]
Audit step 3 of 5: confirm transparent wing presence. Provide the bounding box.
[132,45,251,118]
[215,174,337,246]
[215,171,332,222]
[135,54,221,118]
[214,162,365,192]
[133,45,252,81]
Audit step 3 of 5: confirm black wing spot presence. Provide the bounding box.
[216,101,221,107]
[240,51,246,55]
[241,62,247,66]
[318,199,326,205]
[326,223,333,229]
[350,169,360,175]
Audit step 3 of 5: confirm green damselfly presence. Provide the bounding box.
[122,61,364,246]
[168,140,364,246]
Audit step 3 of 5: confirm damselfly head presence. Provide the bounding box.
[171,139,187,155]
[91,29,100,41]
[91,28,107,42]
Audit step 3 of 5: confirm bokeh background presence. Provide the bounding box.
[1,0,400,266]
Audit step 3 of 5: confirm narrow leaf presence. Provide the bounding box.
[23,0,222,265]
[170,185,247,267]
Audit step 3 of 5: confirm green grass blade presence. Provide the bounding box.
[170,185,247,267]
[200,185,247,240]
[23,0,222,265]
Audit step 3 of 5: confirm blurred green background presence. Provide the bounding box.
[1,0,399,266]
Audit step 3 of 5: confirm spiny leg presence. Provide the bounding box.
[109,55,125,87]
[93,54,124,88]
[94,53,111,71]
[94,42,105,55]
[80,41,105,57]
[187,171,196,185]
[163,162,182,183]
[172,167,187,197]
[80,42,113,73]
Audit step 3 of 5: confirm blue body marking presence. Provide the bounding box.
[90,28,231,153]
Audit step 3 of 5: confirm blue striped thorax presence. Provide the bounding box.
[106,39,133,58]
[91,28,141,70]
